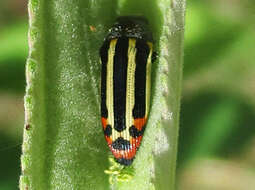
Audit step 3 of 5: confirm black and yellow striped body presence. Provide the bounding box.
[100,17,154,166]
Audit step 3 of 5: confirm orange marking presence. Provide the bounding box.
[134,117,147,131]
[101,117,107,130]
[105,135,112,145]
[89,25,96,32]
[131,136,142,149]
[111,147,137,160]
[110,136,143,160]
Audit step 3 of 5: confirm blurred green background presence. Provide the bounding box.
[0,0,254,189]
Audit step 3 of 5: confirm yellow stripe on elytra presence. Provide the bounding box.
[107,39,151,142]
[106,39,117,141]
[125,39,137,142]
[146,42,153,118]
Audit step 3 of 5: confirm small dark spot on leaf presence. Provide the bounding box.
[25,124,31,130]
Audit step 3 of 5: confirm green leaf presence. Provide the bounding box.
[187,99,241,159]
[20,0,185,189]
[0,21,28,92]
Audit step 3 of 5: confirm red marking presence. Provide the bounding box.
[105,135,112,145]
[111,147,137,160]
[102,117,147,162]
[110,136,143,160]
[101,117,107,130]
[131,136,142,148]
[134,117,147,130]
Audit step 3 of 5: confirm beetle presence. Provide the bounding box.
[100,16,155,166]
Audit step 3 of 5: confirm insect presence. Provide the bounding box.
[100,16,155,166]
